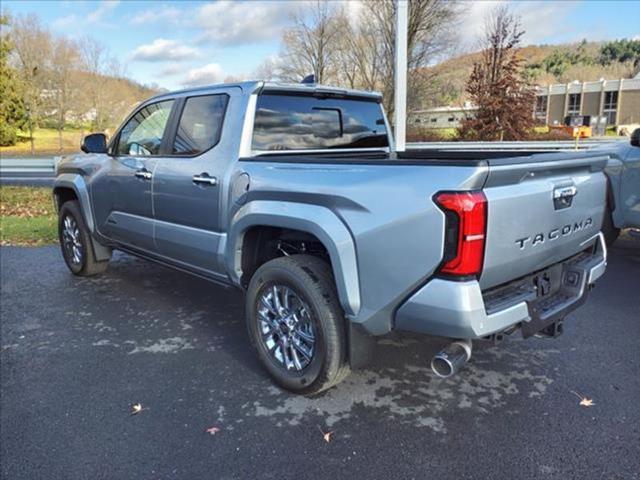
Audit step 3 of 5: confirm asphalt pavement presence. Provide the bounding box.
[1,238,639,479]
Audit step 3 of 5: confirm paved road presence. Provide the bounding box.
[1,239,639,480]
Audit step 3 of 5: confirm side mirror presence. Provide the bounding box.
[631,128,640,148]
[81,133,108,154]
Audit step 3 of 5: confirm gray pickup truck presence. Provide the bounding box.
[54,81,608,394]
[602,128,640,245]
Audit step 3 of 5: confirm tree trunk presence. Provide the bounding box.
[28,117,35,156]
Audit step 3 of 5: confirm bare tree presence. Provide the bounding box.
[332,11,382,91]
[263,0,459,122]
[458,6,535,141]
[47,35,81,151]
[78,36,110,131]
[8,13,52,154]
[279,1,341,83]
[253,56,282,82]
[359,0,460,119]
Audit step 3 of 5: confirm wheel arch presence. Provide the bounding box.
[53,174,111,261]
[227,201,360,317]
[53,174,96,232]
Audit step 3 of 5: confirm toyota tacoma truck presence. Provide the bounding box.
[54,81,608,394]
[601,128,640,245]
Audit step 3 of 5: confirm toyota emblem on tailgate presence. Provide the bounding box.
[553,185,577,210]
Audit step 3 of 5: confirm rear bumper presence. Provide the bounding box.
[395,233,607,339]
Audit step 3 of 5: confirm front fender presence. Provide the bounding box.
[227,200,360,317]
[53,174,95,232]
[53,173,111,261]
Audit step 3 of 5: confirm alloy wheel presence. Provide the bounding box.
[61,214,83,266]
[257,284,316,371]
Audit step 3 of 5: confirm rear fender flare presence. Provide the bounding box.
[227,200,360,317]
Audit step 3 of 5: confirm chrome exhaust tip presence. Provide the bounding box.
[431,340,472,378]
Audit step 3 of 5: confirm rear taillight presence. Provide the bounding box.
[434,191,487,277]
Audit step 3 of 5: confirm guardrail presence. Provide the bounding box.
[0,157,59,173]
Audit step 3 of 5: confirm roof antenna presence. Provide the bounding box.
[301,74,315,85]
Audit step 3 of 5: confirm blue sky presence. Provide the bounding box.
[3,0,639,90]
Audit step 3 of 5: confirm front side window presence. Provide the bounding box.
[252,93,389,151]
[172,94,229,155]
[116,100,174,156]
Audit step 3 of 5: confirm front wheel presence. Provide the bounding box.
[246,255,349,395]
[58,200,110,276]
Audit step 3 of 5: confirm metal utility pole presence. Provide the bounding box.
[394,0,408,152]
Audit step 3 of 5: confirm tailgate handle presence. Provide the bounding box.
[553,186,577,199]
[553,185,577,209]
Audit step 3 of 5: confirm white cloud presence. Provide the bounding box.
[182,63,226,87]
[193,0,300,46]
[52,0,120,29]
[158,63,184,77]
[130,5,183,26]
[87,0,120,24]
[130,39,199,62]
[458,0,580,47]
[52,14,79,29]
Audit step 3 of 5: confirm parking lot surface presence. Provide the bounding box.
[1,238,639,479]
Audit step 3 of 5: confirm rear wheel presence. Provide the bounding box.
[246,255,349,395]
[58,201,110,276]
[601,205,619,246]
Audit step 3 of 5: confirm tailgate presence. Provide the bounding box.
[480,153,609,289]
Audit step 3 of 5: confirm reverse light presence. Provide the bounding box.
[434,191,487,277]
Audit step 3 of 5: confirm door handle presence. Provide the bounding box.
[192,173,217,186]
[134,169,152,180]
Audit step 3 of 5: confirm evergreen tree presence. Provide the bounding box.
[0,14,27,146]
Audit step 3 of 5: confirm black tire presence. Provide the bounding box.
[602,205,620,247]
[58,200,110,276]
[246,255,350,395]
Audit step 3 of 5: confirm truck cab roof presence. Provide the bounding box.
[149,80,383,103]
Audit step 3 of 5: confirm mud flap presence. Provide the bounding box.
[348,322,374,369]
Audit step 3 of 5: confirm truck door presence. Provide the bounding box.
[91,99,175,253]
[151,89,234,278]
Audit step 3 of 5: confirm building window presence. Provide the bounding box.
[603,91,618,125]
[567,93,581,115]
[430,118,437,123]
[535,96,547,120]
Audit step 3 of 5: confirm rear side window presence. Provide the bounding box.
[252,93,388,151]
[117,100,174,156]
[172,94,229,155]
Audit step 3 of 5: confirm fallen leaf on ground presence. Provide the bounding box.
[579,397,595,407]
[318,425,335,443]
[206,426,221,435]
[571,391,595,407]
[131,403,145,415]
